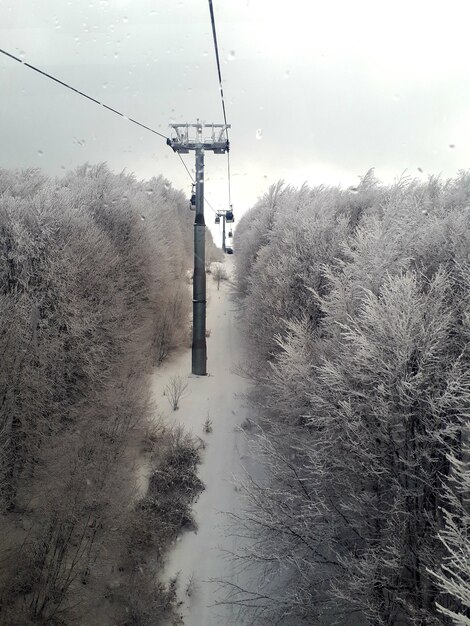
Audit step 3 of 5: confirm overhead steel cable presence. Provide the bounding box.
[0,47,169,141]
[208,0,228,130]
[178,153,218,215]
[0,47,214,209]
[177,153,194,181]
[205,196,217,214]
[207,0,232,208]
[1,47,221,213]
[226,151,232,208]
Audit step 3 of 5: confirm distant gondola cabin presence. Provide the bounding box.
[189,184,196,210]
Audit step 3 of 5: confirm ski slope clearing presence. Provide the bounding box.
[151,258,257,626]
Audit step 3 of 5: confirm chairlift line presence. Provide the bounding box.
[1,7,235,216]
[0,47,170,141]
[207,0,233,213]
[0,46,207,195]
[2,11,236,380]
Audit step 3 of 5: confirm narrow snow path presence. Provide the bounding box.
[151,258,255,626]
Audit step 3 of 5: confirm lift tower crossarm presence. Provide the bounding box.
[167,122,230,154]
[166,121,230,376]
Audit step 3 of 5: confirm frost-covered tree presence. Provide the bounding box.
[233,174,470,625]
[431,444,470,625]
[0,164,198,624]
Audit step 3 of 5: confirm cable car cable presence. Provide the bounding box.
[0,47,221,216]
[178,153,218,215]
[226,152,232,207]
[207,0,233,210]
[0,48,170,141]
[177,153,194,182]
[207,0,228,132]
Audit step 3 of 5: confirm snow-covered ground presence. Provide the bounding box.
[151,257,257,626]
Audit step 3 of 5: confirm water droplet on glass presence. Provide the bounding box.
[122,16,128,23]
[256,129,263,140]
[227,50,235,61]
[449,143,455,149]
[114,51,119,59]
[417,167,423,173]
[284,70,290,79]
[18,50,25,60]
[102,82,108,89]
[203,50,208,57]
[393,93,400,101]
[37,150,44,157]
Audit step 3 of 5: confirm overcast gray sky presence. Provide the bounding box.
[2,0,470,246]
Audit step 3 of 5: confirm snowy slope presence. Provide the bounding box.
[151,257,256,626]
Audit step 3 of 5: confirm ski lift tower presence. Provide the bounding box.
[215,207,234,252]
[215,210,227,252]
[167,121,230,375]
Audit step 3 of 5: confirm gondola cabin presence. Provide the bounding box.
[215,215,220,224]
[189,184,196,210]
[226,210,234,223]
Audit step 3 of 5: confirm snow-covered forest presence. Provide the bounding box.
[234,172,469,625]
[0,164,468,626]
[0,164,221,625]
